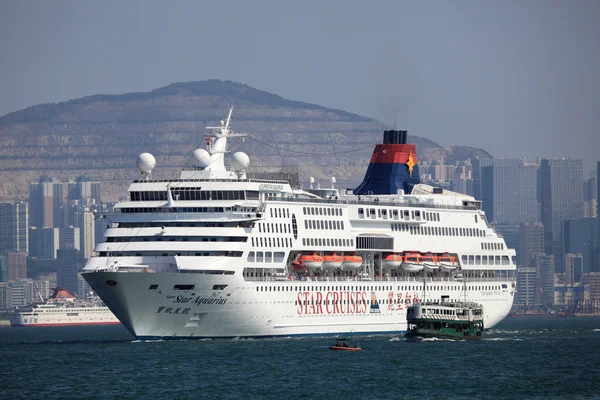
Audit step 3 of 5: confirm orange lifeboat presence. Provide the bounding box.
[341,254,363,271]
[381,253,403,270]
[402,252,424,273]
[439,253,458,271]
[322,253,343,270]
[297,253,324,269]
[421,253,439,271]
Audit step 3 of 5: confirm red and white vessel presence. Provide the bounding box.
[81,107,516,340]
[9,288,120,327]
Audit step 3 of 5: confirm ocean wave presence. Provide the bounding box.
[485,337,524,341]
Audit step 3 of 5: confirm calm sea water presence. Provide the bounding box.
[1,317,599,400]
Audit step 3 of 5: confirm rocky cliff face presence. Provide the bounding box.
[0,80,491,200]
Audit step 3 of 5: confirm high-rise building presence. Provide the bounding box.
[28,227,60,259]
[0,202,28,255]
[516,267,537,307]
[562,218,600,274]
[519,223,544,266]
[584,176,597,218]
[57,248,78,294]
[531,254,555,306]
[0,256,7,282]
[58,227,80,252]
[540,158,584,272]
[74,209,94,259]
[564,253,584,285]
[597,162,600,218]
[7,252,26,281]
[28,178,63,228]
[67,178,101,204]
[481,158,539,226]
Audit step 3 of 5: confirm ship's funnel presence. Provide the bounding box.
[353,130,420,195]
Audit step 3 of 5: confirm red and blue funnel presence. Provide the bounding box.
[353,130,420,195]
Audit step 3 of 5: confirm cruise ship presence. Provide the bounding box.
[10,288,120,327]
[83,107,516,340]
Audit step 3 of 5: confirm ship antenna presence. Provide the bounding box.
[225,105,233,131]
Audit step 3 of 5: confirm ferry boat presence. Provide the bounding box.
[405,301,485,340]
[82,107,516,340]
[9,288,120,327]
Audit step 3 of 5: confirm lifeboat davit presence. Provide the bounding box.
[402,252,424,273]
[322,253,343,270]
[439,254,458,272]
[421,253,439,272]
[297,253,324,269]
[381,253,403,270]
[341,254,362,271]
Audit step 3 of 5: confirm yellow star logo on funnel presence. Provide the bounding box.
[406,153,416,177]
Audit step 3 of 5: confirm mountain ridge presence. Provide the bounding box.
[0,79,491,201]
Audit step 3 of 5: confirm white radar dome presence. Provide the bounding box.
[136,153,156,174]
[231,152,250,171]
[192,148,211,168]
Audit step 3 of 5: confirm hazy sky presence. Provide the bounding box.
[1,0,599,172]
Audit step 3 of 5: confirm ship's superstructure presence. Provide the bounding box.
[9,288,120,327]
[83,107,516,339]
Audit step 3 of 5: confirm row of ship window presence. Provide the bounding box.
[392,224,486,238]
[129,190,259,201]
[302,238,354,247]
[118,207,227,214]
[482,242,504,250]
[258,223,291,234]
[462,254,512,265]
[254,284,505,292]
[270,208,290,219]
[251,237,292,248]
[97,251,243,257]
[304,220,345,230]
[303,207,343,217]
[105,236,248,243]
[358,208,441,222]
[246,252,286,263]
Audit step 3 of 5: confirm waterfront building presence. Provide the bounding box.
[597,162,600,218]
[57,248,79,294]
[59,227,80,252]
[531,254,555,306]
[564,253,584,285]
[561,218,600,274]
[519,223,544,267]
[28,227,59,259]
[540,158,584,272]
[28,178,63,228]
[67,177,101,204]
[0,256,7,282]
[0,202,28,255]
[584,176,597,218]
[7,252,26,281]
[516,266,537,307]
[74,209,95,259]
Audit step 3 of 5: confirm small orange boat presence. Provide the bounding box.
[329,339,361,351]
[296,253,324,269]
[381,253,403,270]
[322,253,343,270]
[341,254,362,270]
[329,345,362,352]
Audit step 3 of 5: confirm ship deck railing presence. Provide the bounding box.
[243,275,513,283]
[266,196,478,211]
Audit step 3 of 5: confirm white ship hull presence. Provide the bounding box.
[84,271,514,339]
[83,111,517,340]
[10,306,120,327]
